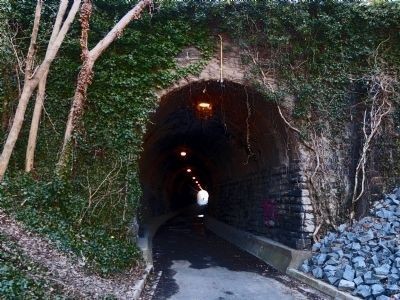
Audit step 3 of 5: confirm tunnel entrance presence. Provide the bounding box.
[139,80,314,249]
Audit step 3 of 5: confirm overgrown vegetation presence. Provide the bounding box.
[0,233,65,298]
[0,0,212,280]
[201,0,400,229]
[0,0,399,291]
[0,175,142,275]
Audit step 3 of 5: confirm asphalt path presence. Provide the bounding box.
[141,211,326,300]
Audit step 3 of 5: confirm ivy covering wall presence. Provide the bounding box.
[0,0,400,295]
[0,0,212,281]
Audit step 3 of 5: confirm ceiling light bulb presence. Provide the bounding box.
[192,177,196,180]
[198,102,211,109]
[180,151,187,157]
[186,168,192,173]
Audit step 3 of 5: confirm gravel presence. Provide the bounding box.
[300,188,400,299]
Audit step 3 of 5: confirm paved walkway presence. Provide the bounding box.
[142,211,325,300]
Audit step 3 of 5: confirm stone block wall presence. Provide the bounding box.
[210,163,315,250]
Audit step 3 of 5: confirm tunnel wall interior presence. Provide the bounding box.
[213,163,314,249]
[140,80,314,250]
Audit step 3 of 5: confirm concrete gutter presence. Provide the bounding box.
[205,216,359,300]
[133,209,185,298]
[205,216,311,273]
[137,209,183,264]
[287,268,360,300]
[132,264,153,300]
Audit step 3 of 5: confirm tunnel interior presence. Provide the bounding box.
[139,80,314,249]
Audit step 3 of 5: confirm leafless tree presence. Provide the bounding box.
[0,0,81,180]
[57,0,153,172]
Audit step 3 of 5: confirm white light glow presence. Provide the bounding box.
[197,189,209,206]
[180,151,187,157]
[197,214,204,218]
[186,168,192,173]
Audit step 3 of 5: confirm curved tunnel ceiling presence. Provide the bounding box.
[140,80,293,214]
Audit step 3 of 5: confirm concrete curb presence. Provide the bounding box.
[286,268,360,300]
[134,211,182,299]
[204,216,359,300]
[132,264,153,300]
[204,216,311,273]
[135,206,199,298]
[135,207,195,298]
[137,210,184,264]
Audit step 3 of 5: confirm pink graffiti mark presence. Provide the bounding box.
[262,199,277,227]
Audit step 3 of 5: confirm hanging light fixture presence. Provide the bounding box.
[195,101,212,119]
[197,102,212,110]
[194,87,213,119]
[186,168,192,173]
[180,151,187,157]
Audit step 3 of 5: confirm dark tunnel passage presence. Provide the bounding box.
[139,80,315,249]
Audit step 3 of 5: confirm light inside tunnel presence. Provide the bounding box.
[139,80,309,249]
[197,189,209,206]
[139,80,289,212]
[140,80,289,212]
[197,102,211,109]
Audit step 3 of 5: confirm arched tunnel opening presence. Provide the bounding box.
[139,80,314,250]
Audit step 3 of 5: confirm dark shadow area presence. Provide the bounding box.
[150,210,322,300]
[151,211,279,299]
[139,80,313,249]
[140,80,290,213]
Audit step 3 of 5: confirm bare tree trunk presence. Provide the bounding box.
[25,0,70,173]
[25,70,48,172]
[0,84,37,180]
[58,0,152,171]
[24,1,43,79]
[0,0,81,181]
[61,59,94,156]
[0,0,43,181]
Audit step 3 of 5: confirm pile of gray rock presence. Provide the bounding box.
[300,188,400,299]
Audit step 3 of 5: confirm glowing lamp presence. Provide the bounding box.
[197,189,209,206]
[192,176,196,180]
[195,95,213,119]
[186,168,192,173]
[197,102,211,109]
[180,151,187,157]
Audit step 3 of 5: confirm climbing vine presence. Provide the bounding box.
[0,1,400,285]
[0,0,212,278]
[207,0,400,231]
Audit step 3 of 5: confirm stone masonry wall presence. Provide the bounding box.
[211,162,315,250]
